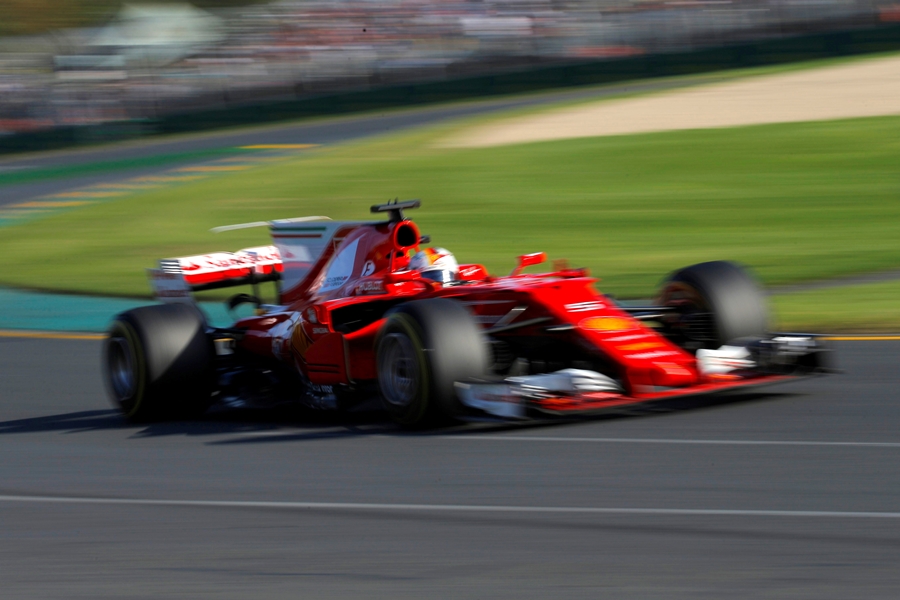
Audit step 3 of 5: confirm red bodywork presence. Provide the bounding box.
[209,216,793,415]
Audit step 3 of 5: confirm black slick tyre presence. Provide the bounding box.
[659,260,770,349]
[376,298,488,427]
[103,303,216,422]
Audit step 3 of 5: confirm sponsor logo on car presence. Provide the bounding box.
[579,316,635,332]
[627,350,680,360]
[147,268,192,302]
[320,238,361,293]
[605,333,645,342]
[356,280,385,295]
[619,341,664,352]
[565,301,606,312]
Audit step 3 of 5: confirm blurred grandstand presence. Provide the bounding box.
[1,0,899,137]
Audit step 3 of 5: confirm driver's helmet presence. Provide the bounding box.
[409,247,459,285]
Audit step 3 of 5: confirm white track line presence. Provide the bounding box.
[224,433,900,447]
[1,494,899,519]
[443,436,900,448]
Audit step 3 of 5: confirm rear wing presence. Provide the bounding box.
[147,214,382,304]
[148,245,282,302]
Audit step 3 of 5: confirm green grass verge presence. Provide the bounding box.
[773,281,900,333]
[1,112,899,323]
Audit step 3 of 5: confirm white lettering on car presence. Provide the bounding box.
[565,301,606,312]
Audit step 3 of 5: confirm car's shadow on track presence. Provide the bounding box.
[0,409,123,436]
[0,389,801,442]
[0,403,396,439]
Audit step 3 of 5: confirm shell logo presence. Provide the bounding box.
[579,316,636,332]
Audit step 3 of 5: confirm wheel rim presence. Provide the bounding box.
[107,336,137,400]
[378,333,420,408]
[661,282,717,344]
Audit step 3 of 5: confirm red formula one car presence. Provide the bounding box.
[103,200,829,425]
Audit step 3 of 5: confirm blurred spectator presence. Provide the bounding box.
[0,0,890,135]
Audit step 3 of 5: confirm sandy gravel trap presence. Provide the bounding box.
[440,55,900,147]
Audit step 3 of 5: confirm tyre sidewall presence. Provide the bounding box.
[661,261,770,347]
[376,312,431,426]
[104,304,215,421]
[377,298,488,426]
[104,318,148,419]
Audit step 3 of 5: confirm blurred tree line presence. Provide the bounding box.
[0,0,261,36]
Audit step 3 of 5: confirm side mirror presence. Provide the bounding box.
[510,252,547,276]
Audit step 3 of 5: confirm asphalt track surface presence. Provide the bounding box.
[1,337,899,599]
[0,77,716,208]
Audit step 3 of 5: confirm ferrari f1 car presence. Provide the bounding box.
[103,200,830,426]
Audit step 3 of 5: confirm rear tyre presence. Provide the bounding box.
[376,298,488,427]
[659,260,769,349]
[103,303,216,422]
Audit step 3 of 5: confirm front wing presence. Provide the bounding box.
[455,335,831,421]
[456,373,804,420]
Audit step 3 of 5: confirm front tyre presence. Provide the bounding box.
[659,260,770,349]
[376,299,488,427]
[103,303,215,422]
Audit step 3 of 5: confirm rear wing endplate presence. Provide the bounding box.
[148,245,283,302]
